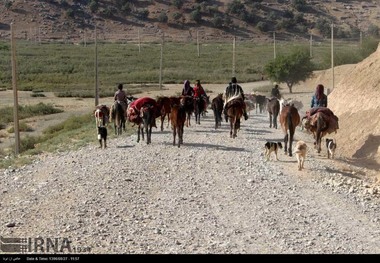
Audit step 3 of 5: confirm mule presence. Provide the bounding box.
[211,93,224,129]
[170,99,187,147]
[266,97,280,129]
[225,98,244,138]
[279,104,300,156]
[110,101,125,136]
[156,96,172,131]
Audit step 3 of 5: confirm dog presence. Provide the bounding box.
[264,142,283,161]
[326,138,337,159]
[97,126,107,149]
[294,140,307,171]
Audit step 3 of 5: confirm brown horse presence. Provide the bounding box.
[302,107,339,154]
[226,98,244,138]
[110,101,125,136]
[156,96,172,131]
[170,99,187,148]
[180,95,194,127]
[211,93,224,129]
[279,104,300,156]
[266,97,280,129]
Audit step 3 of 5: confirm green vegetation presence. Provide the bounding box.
[0,39,373,93]
[0,103,63,125]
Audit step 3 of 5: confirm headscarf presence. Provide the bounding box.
[183,80,192,94]
[315,84,324,101]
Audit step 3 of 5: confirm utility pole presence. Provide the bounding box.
[331,23,335,92]
[273,32,276,59]
[232,36,236,76]
[11,23,20,155]
[310,34,313,58]
[94,22,99,106]
[159,32,164,90]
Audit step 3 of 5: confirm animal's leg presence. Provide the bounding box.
[229,119,233,138]
[327,148,330,159]
[275,150,279,161]
[301,156,305,169]
[161,115,164,132]
[172,126,176,146]
[179,124,184,145]
[269,113,272,128]
[177,126,181,148]
[264,149,269,161]
[284,134,289,153]
[296,155,301,170]
[166,113,170,129]
[148,126,152,144]
[104,138,107,149]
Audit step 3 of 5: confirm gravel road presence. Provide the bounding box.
[1,108,379,254]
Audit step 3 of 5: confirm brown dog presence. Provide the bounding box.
[264,142,283,161]
[294,140,307,170]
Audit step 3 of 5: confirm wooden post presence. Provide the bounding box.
[197,30,200,58]
[138,29,141,53]
[95,22,99,106]
[273,32,276,59]
[232,36,236,76]
[11,23,20,155]
[159,33,164,90]
[331,23,334,92]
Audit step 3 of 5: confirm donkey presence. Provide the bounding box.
[266,97,280,129]
[211,93,224,129]
[279,104,300,156]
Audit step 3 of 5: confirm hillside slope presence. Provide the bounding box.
[328,43,380,169]
[1,0,380,42]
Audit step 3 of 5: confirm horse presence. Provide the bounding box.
[225,98,244,138]
[94,104,110,128]
[170,99,187,147]
[211,93,224,129]
[279,104,300,156]
[140,103,157,145]
[266,97,280,129]
[127,97,159,143]
[180,95,194,127]
[302,107,339,154]
[193,96,206,125]
[110,101,125,135]
[156,96,172,131]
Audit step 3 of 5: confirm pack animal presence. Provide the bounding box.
[97,126,107,149]
[279,104,301,156]
[264,142,283,161]
[326,138,337,159]
[266,97,280,129]
[194,96,206,125]
[211,93,224,129]
[294,140,307,171]
[140,104,157,145]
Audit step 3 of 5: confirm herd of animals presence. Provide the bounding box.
[93,90,339,171]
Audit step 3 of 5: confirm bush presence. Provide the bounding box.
[158,12,168,23]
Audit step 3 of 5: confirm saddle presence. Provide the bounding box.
[303,107,339,134]
[225,98,244,110]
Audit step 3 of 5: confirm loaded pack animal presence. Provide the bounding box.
[156,96,172,131]
[279,104,301,156]
[170,96,187,147]
[211,93,224,129]
[225,98,244,138]
[110,101,125,136]
[266,97,280,129]
[127,97,159,144]
[294,140,307,171]
[302,107,339,154]
[94,104,110,128]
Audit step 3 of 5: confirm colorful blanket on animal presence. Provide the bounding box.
[303,107,339,134]
[127,97,160,123]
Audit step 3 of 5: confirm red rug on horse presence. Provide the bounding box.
[127,97,160,126]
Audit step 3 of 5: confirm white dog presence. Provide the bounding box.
[294,140,307,171]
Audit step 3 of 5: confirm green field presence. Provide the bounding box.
[0,38,370,93]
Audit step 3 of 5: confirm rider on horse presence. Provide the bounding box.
[193,79,208,112]
[223,77,249,121]
[182,80,194,97]
[114,83,128,113]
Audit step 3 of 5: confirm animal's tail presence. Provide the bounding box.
[287,110,294,138]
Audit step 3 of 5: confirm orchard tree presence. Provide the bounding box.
[264,49,314,93]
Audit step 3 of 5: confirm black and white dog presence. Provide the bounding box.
[264,141,283,161]
[97,126,107,149]
[326,138,336,159]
